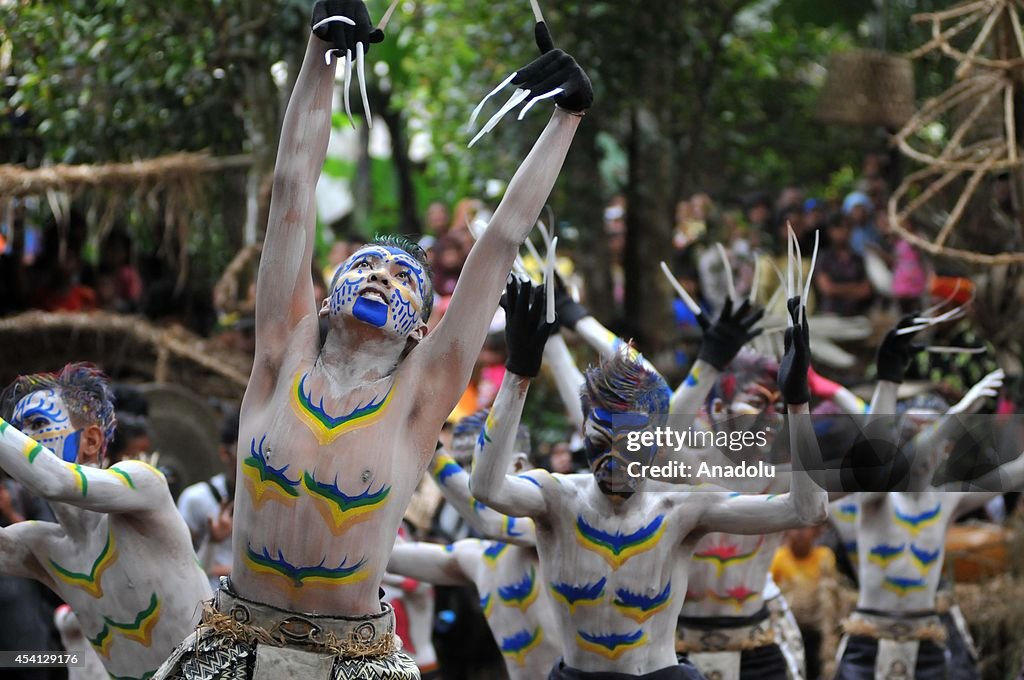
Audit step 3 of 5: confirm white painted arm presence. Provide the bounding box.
[417,110,581,415]
[0,420,167,514]
[469,374,548,518]
[387,541,472,587]
[543,333,585,428]
[697,404,828,533]
[667,360,719,441]
[429,448,536,546]
[574,316,660,375]
[0,521,49,581]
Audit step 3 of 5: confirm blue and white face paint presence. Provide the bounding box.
[328,246,428,338]
[584,408,655,497]
[11,389,82,463]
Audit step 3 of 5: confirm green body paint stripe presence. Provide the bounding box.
[110,467,136,488]
[28,443,43,462]
[104,593,159,630]
[49,530,114,583]
[72,464,88,495]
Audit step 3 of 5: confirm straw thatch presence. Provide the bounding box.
[0,311,250,400]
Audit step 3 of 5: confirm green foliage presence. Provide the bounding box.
[1,0,304,164]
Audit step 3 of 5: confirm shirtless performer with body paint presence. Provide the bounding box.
[155,2,592,678]
[472,281,828,679]
[0,364,211,680]
[389,447,562,680]
[387,287,568,679]
[828,316,1018,680]
[556,257,804,680]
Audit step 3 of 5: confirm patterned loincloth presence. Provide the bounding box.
[766,593,806,680]
[677,609,788,680]
[834,609,947,680]
[154,579,419,680]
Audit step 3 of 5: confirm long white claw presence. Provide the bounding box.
[791,226,803,291]
[920,279,962,317]
[913,304,967,326]
[925,345,987,354]
[788,225,805,324]
[715,243,737,303]
[786,229,795,304]
[469,72,518,129]
[523,235,544,269]
[545,237,558,324]
[378,0,401,31]
[530,0,545,23]
[312,15,356,32]
[801,230,820,322]
[660,261,702,315]
[469,88,531,148]
[749,256,761,305]
[343,49,354,129]
[768,258,786,296]
[535,220,552,249]
[356,42,372,129]
[325,49,342,65]
[518,87,565,120]
[765,282,785,315]
[895,323,932,336]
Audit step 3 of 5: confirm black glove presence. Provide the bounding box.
[876,314,925,384]
[504,278,555,378]
[779,297,811,405]
[554,274,589,330]
[311,0,384,54]
[511,23,593,113]
[696,299,764,371]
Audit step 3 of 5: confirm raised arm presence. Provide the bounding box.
[253,3,374,379]
[950,448,1024,514]
[808,367,867,415]
[430,447,536,546]
[415,31,591,415]
[0,420,167,514]
[470,280,552,518]
[574,317,660,375]
[907,369,1004,485]
[387,541,474,587]
[871,314,931,416]
[543,332,585,428]
[670,298,763,422]
[696,298,828,534]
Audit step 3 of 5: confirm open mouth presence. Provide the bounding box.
[358,288,389,305]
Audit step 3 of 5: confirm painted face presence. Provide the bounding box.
[11,389,82,463]
[584,408,654,497]
[328,246,429,338]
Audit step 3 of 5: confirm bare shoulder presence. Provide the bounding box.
[107,460,168,488]
[251,315,321,394]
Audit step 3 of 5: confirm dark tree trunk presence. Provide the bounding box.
[624,107,674,354]
[559,110,613,317]
[379,93,423,236]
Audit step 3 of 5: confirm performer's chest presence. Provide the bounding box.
[857,496,950,586]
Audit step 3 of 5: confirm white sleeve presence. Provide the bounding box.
[176,483,212,546]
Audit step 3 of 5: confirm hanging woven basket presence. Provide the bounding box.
[817,49,916,129]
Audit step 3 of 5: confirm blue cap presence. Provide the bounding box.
[842,191,872,215]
